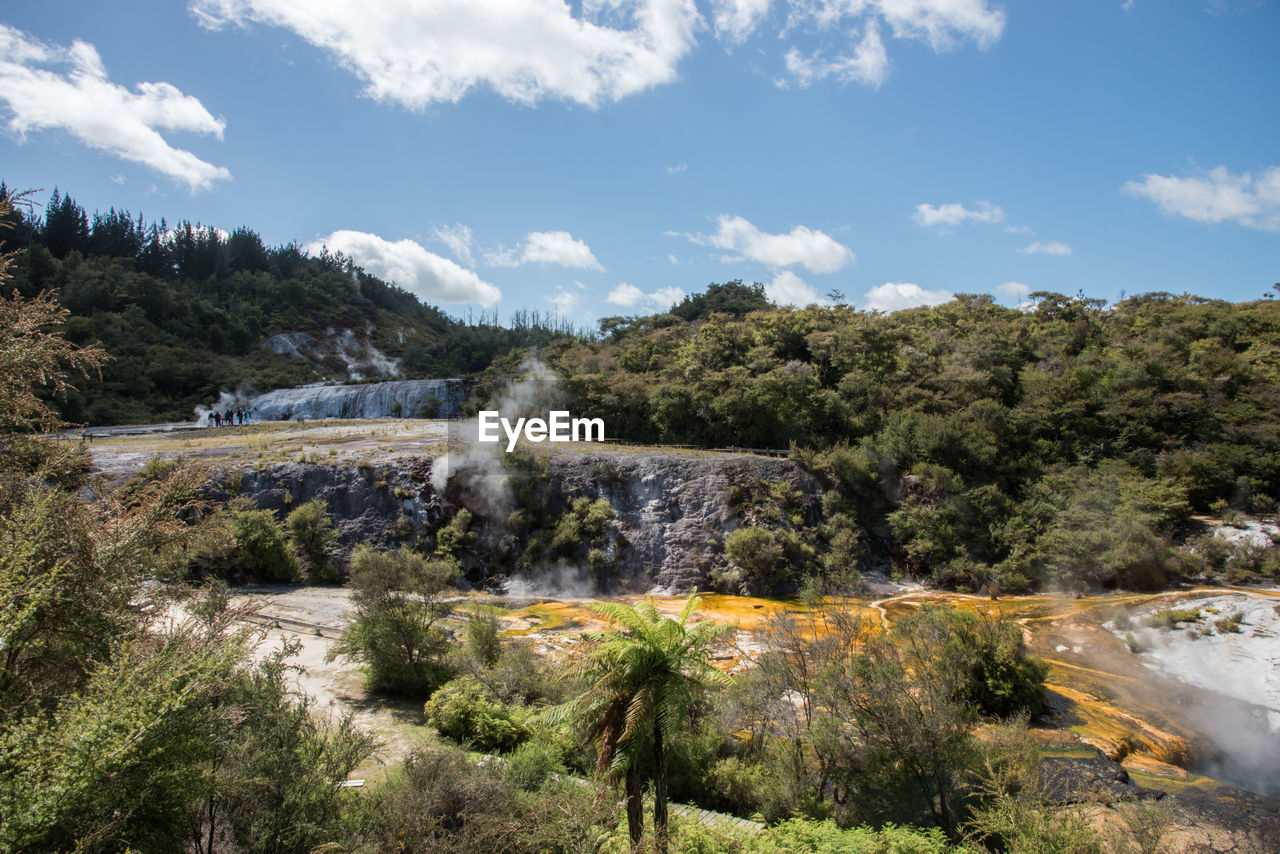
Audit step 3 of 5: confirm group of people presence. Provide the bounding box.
[210,407,251,427]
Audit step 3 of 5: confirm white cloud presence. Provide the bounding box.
[711,0,774,44]
[549,286,581,314]
[432,223,476,267]
[689,214,854,273]
[606,282,683,310]
[784,22,888,88]
[486,230,601,269]
[995,281,1030,300]
[0,24,229,191]
[521,230,603,269]
[307,230,501,306]
[191,0,701,109]
[913,200,1004,227]
[665,162,688,174]
[1018,240,1072,256]
[1005,224,1034,235]
[780,0,1004,88]
[863,281,953,312]
[110,173,125,185]
[1122,165,1280,232]
[766,270,823,306]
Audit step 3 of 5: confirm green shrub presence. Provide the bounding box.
[723,526,788,594]
[329,545,457,697]
[1215,612,1244,634]
[465,611,502,667]
[503,732,569,791]
[424,676,529,752]
[1146,607,1200,630]
[286,498,339,583]
[747,819,962,854]
[229,498,299,581]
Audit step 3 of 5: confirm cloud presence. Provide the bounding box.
[913,200,1004,227]
[710,0,774,44]
[1018,240,1072,255]
[486,230,602,269]
[1122,165,1280,232]
[784,22,888,88]
[766,270,823,306]
[863,281,953,312]
[191,0,701,109]
[549,286,582,315]
[780,0,1004,88]
[688,214,854,273]
[0,24,229,191]
[432,223,476,266]
[306,230,501,306]
[665,162,688,174]
[521,230,603,269]
[606,282,683,310]
[995,281,1030,300]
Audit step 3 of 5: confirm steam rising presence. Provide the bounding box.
[431,358,599,593]
[1112,592,1280,797]
[194,389,251,427]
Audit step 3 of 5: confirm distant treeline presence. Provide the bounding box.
[541,282,1280,591]
[0,185,583,423]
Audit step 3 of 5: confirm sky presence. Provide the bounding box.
[1,1,1276,324]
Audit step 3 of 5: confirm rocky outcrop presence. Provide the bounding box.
[226,449,828,592]
[249,379,472,421]
[229,460,446,562]
[549,451,821,591]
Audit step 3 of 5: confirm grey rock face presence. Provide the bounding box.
[231,460,444,563]
[249,379,472,421]
[227,449,827,592]
[548,452,821,591]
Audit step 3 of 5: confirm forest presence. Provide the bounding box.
[0,187,581,424]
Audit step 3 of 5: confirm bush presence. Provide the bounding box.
[328,545,458,697]
[286,498,339,583]
[424,676,530,752]
[229,497,299,581]
[1146,607,1200,630]
[723,526,788,594]
[503,732,569,790]
[465,611,502,667]
[1215,612,1244,634]
[748,819,962,854]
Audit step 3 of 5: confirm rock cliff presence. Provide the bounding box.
[225,448,826,592]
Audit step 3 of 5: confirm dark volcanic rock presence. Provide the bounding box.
[549,451,823,591]
[1041,750,1163,804]
[231,460,444,562]
[226,449,834,592]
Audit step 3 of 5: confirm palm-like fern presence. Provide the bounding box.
[559,593,734,853]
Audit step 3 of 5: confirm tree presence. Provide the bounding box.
[0,193,105,436]
[562,594,734,853]
[328,545,459,697]
[286,498,339,583]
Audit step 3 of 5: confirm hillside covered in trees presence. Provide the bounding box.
[542,282,1280,593]
[0,186,578,424]
[6,188,1280,594]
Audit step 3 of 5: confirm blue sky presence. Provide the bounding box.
[1,1,1276,323]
